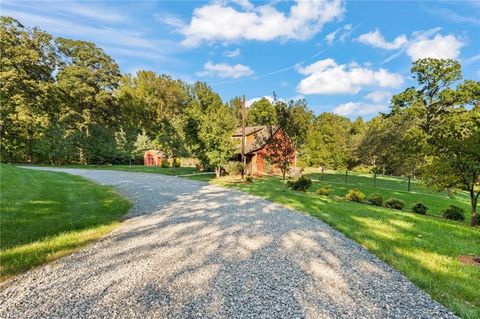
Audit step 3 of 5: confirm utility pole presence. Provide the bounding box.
[241,95,246,180]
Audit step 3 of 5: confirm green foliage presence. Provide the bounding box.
[442,205,466,221]
[385,198,405,210]
[225,161,244,177]
[302,113,361,170]
[315,187,330,196]
[245,176,253,183]
[287,176,312,192]
[345,189,365,202]
[247,97,276,125]
[367,193,383,206]
[160,159,170,168]
[412,203,428,215]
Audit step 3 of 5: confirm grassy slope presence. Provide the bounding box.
[0,164,131,280]
[215,176,480,319]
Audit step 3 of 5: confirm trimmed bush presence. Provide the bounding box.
[442,205,465,221]
[287,176,312,192]
[245,176,253,183]
[315,187,330,196]
[367,193,383,206]
[224,161,243,177]
[345,189,365,202]
[412,203,428,215]
[160,159,170,168]
[385,198,405,210]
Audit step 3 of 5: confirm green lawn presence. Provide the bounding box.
[305,169,472,220]
[214,176,480,319]
[0,164,131,280]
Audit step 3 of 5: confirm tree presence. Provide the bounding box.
[302,113,352,169]
[247,97,276,126]
[185,82,237,176]
[392,58,462,133]
[56,37,121,164]
[0,17,58,163]
[424,106,480,226]
[262,97,300,181]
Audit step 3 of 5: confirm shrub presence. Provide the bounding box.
[245,176,253,183]
[345,189,365,202]
[172,158,181,168]
[287,176,312,192]
[442,205,465,221]
[315,187,330,196]
[224,161,244,177]
[412,203,428,215]
[385,198,405,210]
[367,193,383,206]
[160,159,170,168]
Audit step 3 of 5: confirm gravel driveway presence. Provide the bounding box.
[0,168,456,319]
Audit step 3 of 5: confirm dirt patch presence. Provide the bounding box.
[458,255,480,266]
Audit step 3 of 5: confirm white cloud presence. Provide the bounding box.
[224,48,241,58]
[406,34,464,61]
[357,28,464,62]
[325,23,352,45]
[296,58,403,95]
[356,29,408,50]
[197,61,254,79]
[179,0,344,46]
[332,101,387,117]
[365,90,391,103]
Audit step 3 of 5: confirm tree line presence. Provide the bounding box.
[1,17,478,225]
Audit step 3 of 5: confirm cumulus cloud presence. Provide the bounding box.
[179,0,344,46]
[357,28,464,61]
[296,59,403,95]
[356,29,408,50]
[332,101,387,116]
[365,90,391,103]
[406,33,464,60]
[224,48,241,58]
[196,61,254,79]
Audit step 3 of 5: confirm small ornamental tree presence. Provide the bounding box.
[261,96,300,182]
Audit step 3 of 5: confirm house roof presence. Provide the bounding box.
[233,126,279,154]
[232,126,266,137]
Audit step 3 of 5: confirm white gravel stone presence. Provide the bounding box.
[0,168,457,318]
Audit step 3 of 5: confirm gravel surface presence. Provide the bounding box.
[0,168,457,319]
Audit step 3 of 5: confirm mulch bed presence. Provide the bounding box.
[458,255,480,266]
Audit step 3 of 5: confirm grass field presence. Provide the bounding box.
[304,169,472,221]
[214,175,480,319]
[0,164,131,280]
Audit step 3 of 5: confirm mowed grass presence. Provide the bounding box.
[0,164,131,280]
[215,176,480,319]
[305,169,472,221]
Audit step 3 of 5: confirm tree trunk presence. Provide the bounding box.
[471,189,478,227]
[215,167,221,178]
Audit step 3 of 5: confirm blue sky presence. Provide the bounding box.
[2,0,479,119]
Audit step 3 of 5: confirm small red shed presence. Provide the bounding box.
[144,150,166,166]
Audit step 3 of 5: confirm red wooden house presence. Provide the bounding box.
[232,126,297,174]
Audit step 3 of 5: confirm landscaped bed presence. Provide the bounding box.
[0,164,131,280]
[214,175,480,319]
